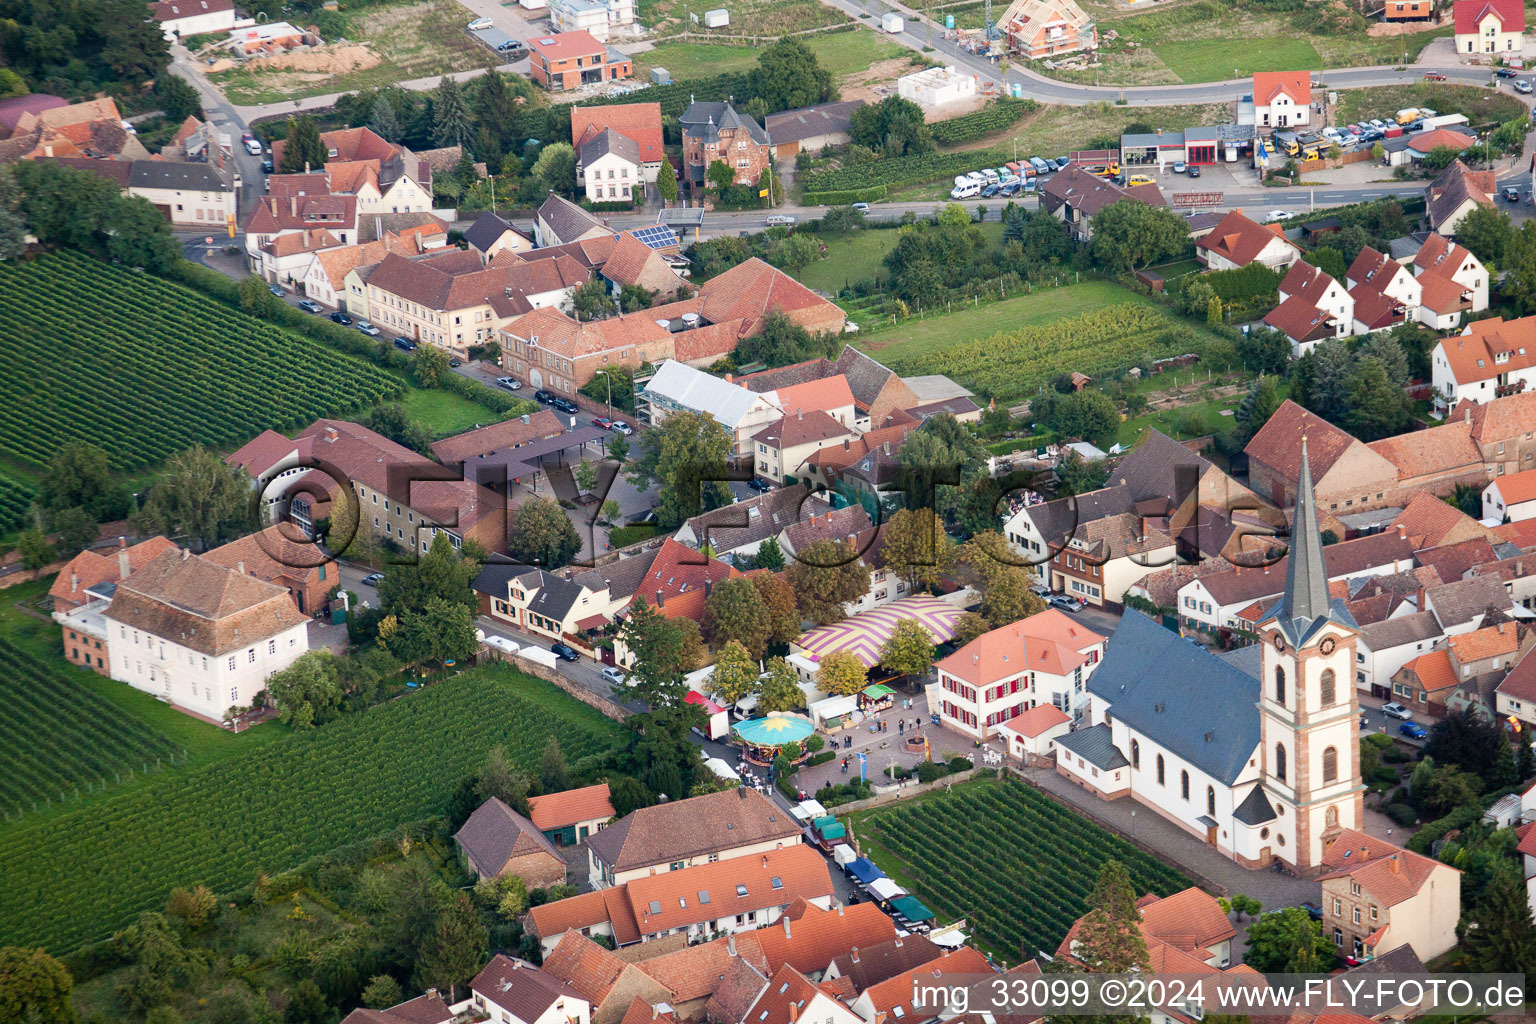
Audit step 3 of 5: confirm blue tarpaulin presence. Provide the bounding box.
[846,857,884,884]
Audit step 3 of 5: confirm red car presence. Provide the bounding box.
[592,416,614,430]
[1423,72,1446,81]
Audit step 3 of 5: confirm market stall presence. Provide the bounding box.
[890,895,935,927]
[859,683,896,714]
[687,690,730,740]
[846,857,884,886]
[808,694,859,732]
[868,877,907,902]
[811,814,847,851]
[732,713,816,767]
[703,756,741,782]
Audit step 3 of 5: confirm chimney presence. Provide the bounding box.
[290,195,297,217]
[1465,405,1472,424]
[119,548,132,579]
[851,947,860,963]
[70,571,80,593]
[427,990,437,1000]
[738,785,748,799]
[1389,855,1402,874]
[655,589,665,608]
[783,915,792,938]
[237,560,245,575]
[324,426,338,443]
[1397,523,1406,539]
[1359,845,1371,860]
[182,548,191,560]
[728,934,737,955]
[788,1005,798,1024]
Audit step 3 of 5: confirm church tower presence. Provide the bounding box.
[1257,436,1364,872]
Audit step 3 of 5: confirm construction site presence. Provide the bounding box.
[948,0,1099,61]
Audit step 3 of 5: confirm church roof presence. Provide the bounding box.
[1233,784,1276,825]
[1086,611,1261,785]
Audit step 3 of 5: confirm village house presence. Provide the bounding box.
[1040,165,1167,242]
[1194,210,1302,271]
[454,796,569,886]
[499,306,697,399]
[202,523,336,617]
[468,956,590,1024]
[735,348,924,431]
[750,409,860,485]
[1454,0,1524,52]
[672,484,816,563]
[1425,573,1522,634]
[1246,401,1401,511]
[1389,621,1531,714]
[1452,391,1536,478]
[462,210,534,264]
[1264,261,1354,355]
[1059,886,1236,969]
[1427,159,1497,236]
[539,933,673,1024]
[846,947,994,1024]
[0,96,149,163]
[640,360,786,458]
[535,192,611,247]
[586,787,802,889]
[934,609,1107,738]
[1319,828,1461,960]
[55,547,311,723]
[599,231,692,300]
[549,0,636,40]
[679,101,770,192]
[994,0,1097,57]
[339,990,454,1024]
[1495,646,1536,726]
[472,564,616,645]
[1252,70,1313,129]
[1384,0,1434,19]
[1433,315,1536,412]
[1356,611,1446,698]
[149,0,235,38]
[1346,247,1421,335]
[1048,513,1178,608]
[765,100,863,159]
[1484,468,1536,522]
[746,964,864,1024]
[528,31,633,91]
[572,103,665,187]
[577,129,643,204]
[526,783,616,847]
[1413,233,1489,328]
[54,537,180,674]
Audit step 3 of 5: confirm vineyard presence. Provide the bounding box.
[0,250,404,470]
[0,638,184,821]
[929,99,1037,146]
[0,664,625,952]
[799,144,1009,194]
[851,778,1191,957]
[875,302,1216,402]
[0,469,33,532]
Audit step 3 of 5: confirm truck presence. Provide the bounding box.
[519,646,559,668]
[881,11,903,31]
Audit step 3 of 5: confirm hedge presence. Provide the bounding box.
[1203,262,1284,303]
[803,185,889,205]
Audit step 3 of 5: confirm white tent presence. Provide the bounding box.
[792,799,829,822]
[868,877,907,901]
[809,694,858,729]
[704,757,741,781]
[929,926,967,948]
[833,844,859,867]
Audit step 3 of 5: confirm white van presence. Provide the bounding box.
[950,181,981,199]
[765,214,796,226]
[980,168,1000,185]
[485,635,520,656]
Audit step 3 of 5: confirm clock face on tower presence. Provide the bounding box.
[1320,637,1337,655]
[1273,634,1286,653]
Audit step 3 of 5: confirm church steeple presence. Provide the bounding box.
[1269,436,1334,645]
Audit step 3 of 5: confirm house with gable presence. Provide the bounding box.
[150,0,235,39]
[734,348,922,432]
[468,955,591,1024]
[672,483,815,563]
[1454,0,1525,52]
[1389,620,1530,714]
[527,783,617,847]
[463,210,534,264]
[1319,828,1460,960]
[994,0,1098,58]
[1252,70,1313,129]
[1432,314,1536,412]
[572,103,665,185]
[1245,401,1400,512]
[1426,159,1497,236]
[847,947,995,1024]
[54,536,180,674]
[1264,261,1353,355]
[1040,165,1166,242]
[1451,390,1536,477]
[1486,467,1536,522]
[641,360,785,459]
[1194,210,1301,271]
[679,100,770,192]
[540,932,674,1024]
[1496,645,1536,726]
[473,564,615,644]
[577,128,643,203]
[745,964,863,1024]
[535,191,612,247]
[1346,246,1421,335]
[455,796,569,886]
[1413,233,1488,328]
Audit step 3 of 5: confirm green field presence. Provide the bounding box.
[848,778,1192,958]
[0,660,625,952]
[0,250,403,471]
[396,387,519,439]
[795,222,1005,294]
[0,466,33,532]
[0,637,185,822]
[633,28,911,81]
[1335,82,1528,128]
[636,0,848,36]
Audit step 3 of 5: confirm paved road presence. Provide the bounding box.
[165,43,269,213]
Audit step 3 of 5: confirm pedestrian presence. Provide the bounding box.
[899,720,905,735]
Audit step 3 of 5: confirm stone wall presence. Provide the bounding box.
[484,646,630,722]
[830,768,978,814]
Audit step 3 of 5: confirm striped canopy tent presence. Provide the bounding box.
[732,713,815,747]
[794,596,966,669]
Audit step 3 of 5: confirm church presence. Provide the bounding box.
[1055,440,1365,872]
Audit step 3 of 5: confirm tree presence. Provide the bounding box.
[575,458,598,497]
[1055,453,1110,496]
[0,945,77,1024]
[1302,246,1346,282]
[539,736,570,793]
[879,619,935,681]
[1418,145,1462,172]
[49,506,99,559]
[767,232,821,274]
[1342,356,1411,441]
[473,72,518,158]
[735,532,786,573]
[1460,869,1536,974]
[654,157,679,202]
[362,975,403,1010]
[935,202,972,228]
[267,651,345,728]
[387,597,480,665]
[849,95,933,158]
[618,597,704,709]
[950,611,992,647]
[153,74,201,123]
[280,115,325,173]
[164,884,217,931]
[758,657,803,712]
[1234,376,1282,442]
[16,529,55,571]
[1417,763,1483,817]
[412,892,485,1003]
[710,639,760,704]
[135,445,254,550]
[378,534,481,617]
[619,284,655,312]
[752,572,801,649]
[364,405,433,454]
[1088,201,1189,273]
[431,76,473,149]
[817,649,868,696]
[570,277,617,321]
[368,93,402,143]
[1206,295,1223,326]
[703,577,771,656]
[1520,736,1536,783]
[706,159,735,193]
[532,143,577,197]
[748,38,834,113]
[606,430,630,465]
[819,206,866,233]
[506,497,582,569]
[1071,860,1150,973]
[980,568,1047,628]
[879,507,955,592]
[0,165,26,261]
[1032,390,1120,448]
[736,310,838,368]
[1425,705,1507,781]
[1456,204,1513,267]
[628,411,733,529]
[412,345,450,388]
[1243,907,1334,972]
[785,538,871,625]
[475,746,531,812]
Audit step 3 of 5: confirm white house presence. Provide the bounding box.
[1413,233,1489,329]
[1432,316,1536,412]
[85,548,310,721]
[997,703,1073,764]
[149,0,235,39]
[1265,261,1354,356]
[1347,247,1421,336]
[1355,611,1445,698]
[577,128,643,204]
[639,359,784,458]
[466,956,591,1024]
[1454,0,1525,54]
[550,0,634,40]
[1252,71,1313,129]
[1484,469,1536,522]
[1193,210,1302,271]
[934,609,1107,737]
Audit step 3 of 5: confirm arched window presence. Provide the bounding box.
[1131,739,1140,769]
[1320,669,1336,707]
[1274,665,1286,703]
[1275,743,1287,782]
[1181,770,1190,800]
[1322,745,1338,783]
[1156,754,1165,786]
[1207,786,1216,816]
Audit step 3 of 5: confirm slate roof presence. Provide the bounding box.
[1425,574,1511,627]
[585,786,800,873]
[471,955,586,1019]
[1042,165,1166,220]
[680,100,769,146]
[1233,784,1276,825]
[1087,611,1260,784]
[538,191,609,244]
[454,797,565,876]
[677,483,814,554]
[462,210,526,253]
[1055,723,1129,771]
[579,126,642,169]
[130,159,228,191]
[765,101,864,143]
[1111,429,1211,504]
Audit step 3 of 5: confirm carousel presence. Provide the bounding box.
[732,713,817,767]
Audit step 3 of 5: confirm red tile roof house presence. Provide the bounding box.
[1194,211,1301,271]
[1412,233,1489,329]
[1433,314,1536,413]
[1347,246,1422,335]
[1059,886,1235,969]
[53,536,180,674]
[1252,70,1313,130]
[528,30,633,91]
[468,955,592,1024]
[571,102,665,186]
[338,988,455,1024]
[1040,165,1166,242]
[454,796,569,886]
[1426,159,1497,237]
[540,932,675,1024]
[1389,621,1531,714]
[526,782,617,846]
[1264,261,1354,356]
[1454,0,1525,53]
[1318,828,1461,961]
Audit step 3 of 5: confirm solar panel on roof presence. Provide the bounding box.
[632,224,677,249]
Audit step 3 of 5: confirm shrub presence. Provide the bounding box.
[1385,803,1418,826]
[947,756,973,774]
[802,185,888,205]
[916,761,948,783]
[805,735,825,753]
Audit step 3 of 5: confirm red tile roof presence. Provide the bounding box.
[626,845,832,937]
[858,947,995,1018]
[1366,420,1482,479]
[1244,400,1368,483]
[50,536,181,608]
[748,900,897,975]
[1440,315,1536,386]
[1194,210,1298,267]
[1138,887,1236,954]
[773,376,856,417]
[530,29,607,61]
[1318,828,1452,906]
[1252,70,1312,107]
[1408,128,1475,155]
[572,103,665,165]
[1454,0,1524,33]
[1495,467,1536,505]
[935,608,1106,686]
[637,933,769,1003]
[1400,648,1456,690]
[1446,620,1522,664]
[527,783,616,831]
[998,703,1070,738]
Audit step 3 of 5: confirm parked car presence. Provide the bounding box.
[495,376,522,391]
[268,284,284,297]
[553,397,579,414]
[592,415,614,430]
[330,311,352,325]
[1506,186,1522,202]
[449,356,462,367]
[981,183,1001,197]
[355,320,380,336]
[534,389,556,404]
[1424,71,1446,81]
[393,336,416,351]
[1381,701,1413,720]
[1399,721,1428,740]
[600,666,628,686]
[1172,160,1188,173]
[242,133,263,155]
[1046,593,1084,613]
[1498,66,1520,77]
[261,158,274,173]
[747,478,772,492]
[467,15,493,28]
[1187,164,1201,178]
[1303,902,1323,920]
[999,182,1020,196]
[610,420,633,435]
[1347,124,1364,135]
[485,635,520,655]
[550,642,580,662]
[1368,118,1387,129]
[297,299,323,313]
[361,572,384,587]
[1127,174,1155,187]
[1518,79,1534,94]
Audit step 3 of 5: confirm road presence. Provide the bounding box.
[165,42,269,213]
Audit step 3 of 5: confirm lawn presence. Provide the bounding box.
[395,386,525,439]
[632,28,909,82]
[1334,82,1528,128]
[846,777,1191,959]
[0,660,626,952]
[795,221,1005,293]
[206,0,499,105]
[635,0,848,36]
